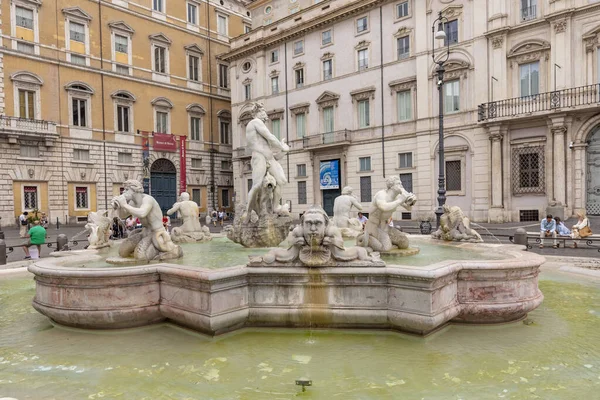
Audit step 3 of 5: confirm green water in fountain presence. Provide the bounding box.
[66,237,504,269]
[1,270,599,399]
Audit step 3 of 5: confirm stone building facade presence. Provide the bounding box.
[223,0,600,222]
[0,0,250,226]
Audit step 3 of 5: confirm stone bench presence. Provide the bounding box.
[524,231,600,251]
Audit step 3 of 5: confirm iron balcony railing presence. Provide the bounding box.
[299,129,351,149]
[521,5,537,21]
[478,83,600,122]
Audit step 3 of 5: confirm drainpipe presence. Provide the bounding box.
[284,42,290,185]
[207,1,216,211]
[98,0,108,210]
[54,0,66,221]
[379,5,386,178]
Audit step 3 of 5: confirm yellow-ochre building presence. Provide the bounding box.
[0,0,251,225]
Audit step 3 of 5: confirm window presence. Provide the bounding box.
[16,6,33,29]
[20,145,39,158]
[298,181,307,204]
[17,42,34,54]
[359,156,371,172]
[244,83,251,100]
[222,189,230,208]
[221,160,231,170]
[358,99,370,128]
[247,179,253,192]
[23,186,38,209]
[397,90,412,121]
[360,176,372,202]
[71,54,86,65]
[519,61,539,97]
[322,30,332,45]
[190,117,201,141]
[296,113,306,138]
[220,120,230,144]
[192,158,203,168]
[73,149,90,161]
[218,64,229,88]
[116,65,129,75]
[153,0,164,12]
[294,40,304,55]
[188,55,200,81]
[270,50,279,63]
[156,111,168,133]
[323,59,332,80]
[118,152,132,164]
[399,173,413,193]
[72,98,87,127]
[445,160,462,191]
[217,15,228,36]
[271,77,279,94]
[272,119,281,139]
[444,20,458,46]
[192,188,201,205]
[244,25,251,33]
[397,36,410,59]
[521,0,537,21]
[444,80,460,113]
[358,49,368,70]
[70,22,85,43]
[154,46,166,73]
[187,2,197,24]
[512,146,545,194]
[242,61,251,72]
[18,90,35,119]
[396,1,409,18]
[295,68,304,88]
[297,164,307,177]
[323,106,334,132]
[115,34,128,53]
[75,187,89,209]
[398,152,412,168]
[117,105,130,132]
[357,17,368,33]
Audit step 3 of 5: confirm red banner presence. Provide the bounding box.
[153,132,177,152]
[179,135,187,193]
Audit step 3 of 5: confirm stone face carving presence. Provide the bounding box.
[253,205,383,267]
[167,192,211,243]
[85,211,112,249]
[431,204,483,243]
[357,176,417,252]
[227,103,293,247]
[111,180,183,261]
[332,186,364,238]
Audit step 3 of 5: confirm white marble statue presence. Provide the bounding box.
[167,192,211,243]
[332,186,364,238]
[111,180,183,261]
[85,211,112,249]
[431,204,483,243]
[357,176,417,252]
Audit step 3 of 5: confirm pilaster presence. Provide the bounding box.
[486,123,507,223]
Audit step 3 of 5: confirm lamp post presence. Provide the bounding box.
[432,11,450,229]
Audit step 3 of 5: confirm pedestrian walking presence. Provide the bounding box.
[19,211,29,238]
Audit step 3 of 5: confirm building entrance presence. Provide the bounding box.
[587,126,600,215]
[150,158,177,215]
[320,159,341,216]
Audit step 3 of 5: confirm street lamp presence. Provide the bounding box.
[432,11,450,229]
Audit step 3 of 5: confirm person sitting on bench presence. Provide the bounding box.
[554,217,571,237]
[539,214,557,249]
[571,211,592,248]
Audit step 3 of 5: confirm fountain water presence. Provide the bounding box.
[470,222,503,244]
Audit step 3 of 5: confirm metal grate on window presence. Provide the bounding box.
[399,173,413,193]
[519,209,539,222]
[75,187,88,209]
[24,186,38,209]
[360,176,372,202]
[298,181,307,204]
[401,212,411,220]
[512,146,545,194]
[445,160,461,191]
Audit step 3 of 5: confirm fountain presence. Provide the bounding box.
[166,192,211,243]
[431,204,483,243]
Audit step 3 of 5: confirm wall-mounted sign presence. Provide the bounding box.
[319,160,340,190]
[153,132,177,152]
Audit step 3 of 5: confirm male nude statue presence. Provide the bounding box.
[332,186,364,237]
[167,192,201,233]
[245,103,289,219]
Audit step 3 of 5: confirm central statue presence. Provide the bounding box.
[167,192,211,243]
[227,103,293,247]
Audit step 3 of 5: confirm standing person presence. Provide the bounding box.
[22,220,46,260]
[162,215,171,233]
[211,210,218,227]
[539,214,557,249]
[571,211,592,248]
[40,212,49,229]
[218,209,225,227]
[19,211,29,238]
[554,217,571,236]
[357,212,368,229]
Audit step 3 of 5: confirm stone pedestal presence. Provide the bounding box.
[226,212,293,248]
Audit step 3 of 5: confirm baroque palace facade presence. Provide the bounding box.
[0,0,250,226]
[224,0,600,222]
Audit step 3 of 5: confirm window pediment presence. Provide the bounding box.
[65,81,94,94]
[151,97,173,109]
[583,25,600,52]
[350,86,376,102]
[242,77,252,84]
[441,5,463,19]
[269,69,279,77]
[267,108,285,120]
[108,21,135,34]
[293,61,305,70]
[289,102,310,115]
[507,40,550,65]
[388,77,416,94]
[186,103,206,114]
[394,26,412,37]
[62,7,92,22]
[184,44,204,55]
[238,111,253,125]
[355,40,371,50]
[315,91,340,109]
[320,52,334,61]
[443,61,470,80]
[111,90,136,101]
[18,0,42,6]
[11,71,43,85]
[149,33,172,45]
[217,110,231,119]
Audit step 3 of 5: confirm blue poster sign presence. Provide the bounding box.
[320,160,340,190]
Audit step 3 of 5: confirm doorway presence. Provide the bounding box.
[587,126,600,215]
[150,158,177,215]
[320,158,341,216]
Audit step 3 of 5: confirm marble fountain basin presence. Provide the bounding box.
[27,238,544,336]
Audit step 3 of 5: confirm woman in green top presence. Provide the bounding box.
[22,220,46,260]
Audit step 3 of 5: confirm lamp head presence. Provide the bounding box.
[435,23,446,40]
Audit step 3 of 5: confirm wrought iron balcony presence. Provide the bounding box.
[521,5,537,21]
[292,129,351,150]
[478,83,600,122]
[0,115,59,146]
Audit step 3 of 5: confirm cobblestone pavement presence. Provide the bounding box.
[1,216,598,265]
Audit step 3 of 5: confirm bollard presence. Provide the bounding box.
[56,217,60,230]
[513,227,528,246]
[0,239,6,265]
[56,234,68,251]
